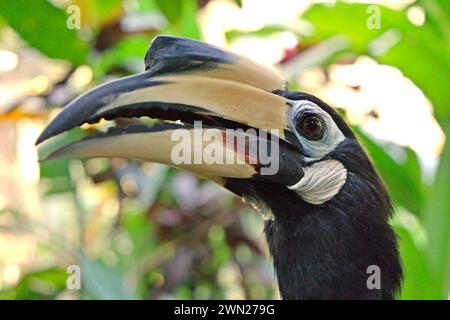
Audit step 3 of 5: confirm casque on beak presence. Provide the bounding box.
[36,36,304,187]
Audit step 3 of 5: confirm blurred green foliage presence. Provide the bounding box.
[0,0,448,300]
[0,0,89,64]
[302,2,450,299]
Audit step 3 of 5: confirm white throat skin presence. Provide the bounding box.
[288,159,348,205]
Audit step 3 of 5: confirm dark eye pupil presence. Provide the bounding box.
[298,115,324,140]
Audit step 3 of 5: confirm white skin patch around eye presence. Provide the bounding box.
[290,100,345,160]
[288,160,348,205]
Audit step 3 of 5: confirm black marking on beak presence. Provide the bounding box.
[36,72,164,145]
[145,36,287,92]
[145,36,233,75]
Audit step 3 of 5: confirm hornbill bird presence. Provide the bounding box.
[36,36,402,299]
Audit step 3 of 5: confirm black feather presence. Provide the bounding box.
[225,93,402,300]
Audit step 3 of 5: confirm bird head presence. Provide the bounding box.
[36,36,362,206]
[36,36,401,299]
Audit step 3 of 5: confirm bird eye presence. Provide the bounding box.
[296,113,324,140]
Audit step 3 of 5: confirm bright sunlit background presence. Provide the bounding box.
[0,0,449,299]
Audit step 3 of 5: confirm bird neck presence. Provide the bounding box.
[225,143,403,299]
[258,164,402,299]
[264,205,401,299]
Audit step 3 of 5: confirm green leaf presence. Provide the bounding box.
[178,0,200,39]
[92,34,153,77]
[89,0,123,27]
[379,31,450,121]
[422,121,450,298]
[394,226,441,299]
[0,268,67,300]
[159,0,200,39]
[356,129,424,215]
[137,0,158,11]
[81,257,139,300]
[122,211,158,260]
[302,3,450,120]
[155,0,183,23]
[39,127,87,194]
[303,4,380,51]
[234,0,243,8]
[419,0,450,42]
[0,0,89,65]
[226,25,287,42]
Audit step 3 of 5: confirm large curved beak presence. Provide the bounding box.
[36,37,304,186]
